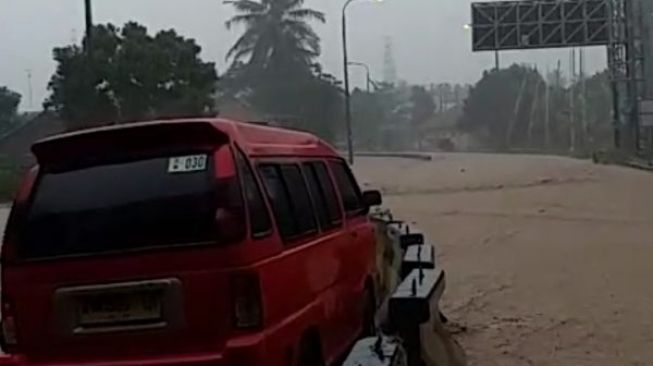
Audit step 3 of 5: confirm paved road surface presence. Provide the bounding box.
[1,154,652,365]
[354,153,653,366]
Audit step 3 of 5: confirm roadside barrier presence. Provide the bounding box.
[344,210,465,366]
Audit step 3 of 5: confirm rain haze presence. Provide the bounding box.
[6,2,653,366]
[1,0,606,110]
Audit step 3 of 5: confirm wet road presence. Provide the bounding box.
[354,153,653,366]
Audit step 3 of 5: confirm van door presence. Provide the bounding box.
[327,160,376,337]
[300,161,350,353]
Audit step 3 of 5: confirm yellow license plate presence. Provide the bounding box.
[77,292,162,326]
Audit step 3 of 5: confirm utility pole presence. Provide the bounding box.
[84,0,93,51]
[580,48,587,149]
[494,51,500,70]
[625,0,641,152]
[570,48,576,154]
[545,68,550,150]
[528,68,541,146]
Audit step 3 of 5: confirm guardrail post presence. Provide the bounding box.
[389,268,445,366]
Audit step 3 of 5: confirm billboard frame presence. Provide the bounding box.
[471,0,611,51]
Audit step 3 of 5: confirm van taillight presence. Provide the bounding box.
[230,274,262,329]
[1,299,17,349]
[3,206,24,263]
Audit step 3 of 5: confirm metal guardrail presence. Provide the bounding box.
[343,209,463,366]
[342,336,407,366]
[401,244,435,279]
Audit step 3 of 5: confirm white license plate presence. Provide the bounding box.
[77,292,162,326]
[168,154,208,173]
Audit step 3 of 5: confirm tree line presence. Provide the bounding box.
[35,0,470,147]
[0,87,21,134]
[36,0,343,141]
[459,64,612,154]
[0,0,614,155]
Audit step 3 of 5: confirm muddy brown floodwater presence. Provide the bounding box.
[1,154,652,365]
[354,153,653,366]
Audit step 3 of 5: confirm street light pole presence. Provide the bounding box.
[342,0,382,164]
[84,0,93,51]
[348,62,371,93]
[342,0,355,165]
[495,50,500,70]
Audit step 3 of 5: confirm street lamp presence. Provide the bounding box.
[348,62,372,93]
[342,0,382,165]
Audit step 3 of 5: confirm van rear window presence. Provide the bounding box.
[19,154,217,260]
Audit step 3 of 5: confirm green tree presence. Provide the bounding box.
[459,64,543,150]
[410,86,435,126]
[45,22,218,131]
[574,70,612,151]
[0,87,21,129]
[223,0,342,141]
[351,88,386,149]
[225,0,325,74]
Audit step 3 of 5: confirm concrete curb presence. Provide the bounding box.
[623,158,653,172]
[354,152,433,161]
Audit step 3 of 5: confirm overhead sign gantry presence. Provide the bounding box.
[469,0,648,153]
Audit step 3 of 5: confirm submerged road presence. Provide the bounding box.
[1,154,652,365]
[354,153,653,366]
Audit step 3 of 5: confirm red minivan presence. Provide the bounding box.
[0,118,382,366]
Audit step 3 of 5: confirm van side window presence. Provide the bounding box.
[329,160,364,215]
[235,148,272,237]
[303,162,342,229]
[259,164,317,240]
[259,165,295,238]
[281,165,317,235]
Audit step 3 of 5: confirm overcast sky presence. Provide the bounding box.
[0,0,607,110]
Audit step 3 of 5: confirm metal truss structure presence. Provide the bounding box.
[471,0,610,51]
[607,0,647,151]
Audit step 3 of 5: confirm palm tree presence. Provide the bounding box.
[224,0,325,73]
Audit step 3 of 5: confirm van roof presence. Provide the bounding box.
[33,118,340,159]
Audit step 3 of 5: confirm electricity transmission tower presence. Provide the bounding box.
[383,37,397,85]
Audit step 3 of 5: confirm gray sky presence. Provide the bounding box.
[0,0,607,110]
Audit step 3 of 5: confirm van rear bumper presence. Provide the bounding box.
[9,334,272,366]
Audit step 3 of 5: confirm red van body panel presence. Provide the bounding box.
[1,118,377,366]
